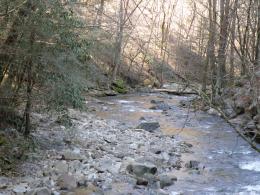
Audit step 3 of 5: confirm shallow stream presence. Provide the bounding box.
[90,92,260,194]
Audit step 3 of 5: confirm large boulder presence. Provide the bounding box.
[61,150,85,161]
[26,188,51,195]
[150,100,171,111]
[158,173,177,189]
[245,120,256,131]
[229,114,252,127]
[57,174,77,190]
[126,162,157,177]
[254,115,260,125]
[233,86,253,115]
[13,183,30,194]
[136,122,160,132]
[54,161,69,174]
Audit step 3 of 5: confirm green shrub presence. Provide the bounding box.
[112,79,128,94]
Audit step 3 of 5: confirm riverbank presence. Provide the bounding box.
[0,100,187,195]
[86,92,260,194]
[1,91,260,195]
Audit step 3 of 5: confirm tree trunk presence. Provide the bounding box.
[24,29,35,136]
[204,0,217,99]
[229,0,238,85]
[216,0,230,95]
[111,0,124,82]
[256,0,260,67]
[255,0,260,115]
[96,0,105,27]
[203,0,216,93]
[24,59,33,136]
[240,0,253,76]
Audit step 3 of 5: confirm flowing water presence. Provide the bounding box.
[89,92,260,195]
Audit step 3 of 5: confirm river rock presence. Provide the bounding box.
[71,184,103,195]
[13,183,30,194]
[126,162,157,177]
[61,150,85,161]
[207,108,220,116]
[254,115,260,125]
[158,173,177,188]
[98,158,122,174]
[136,177,149,186]
[229,114,251,126]
[245,120,256,130]
[234,95,252,114]
[104,90,118,96]
[151,100,164,104]
[54,161,69,174]
[150,102,171,111]
[57,174,77,190]
[185,160,200,170]
[0,177,10,189]
[136,122,160,132]
[26,188,51,195]
[179,100,191,108]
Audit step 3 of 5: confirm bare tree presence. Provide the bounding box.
[111,0,124,82]
[255,0,260,67]
[216,0,230,95]
[95,0,105,27]
[229,0,238,84]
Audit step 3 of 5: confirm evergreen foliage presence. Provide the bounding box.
[0,0,91,133]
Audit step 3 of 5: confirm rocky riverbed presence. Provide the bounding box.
[1,90,260,195]
[87,92,260,194]
[0,104,188,195]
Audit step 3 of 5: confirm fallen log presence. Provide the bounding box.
[152,88,198,96]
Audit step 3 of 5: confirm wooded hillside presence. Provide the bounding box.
[0,1,260,194]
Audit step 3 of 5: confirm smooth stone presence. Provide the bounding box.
[136,122,160,132]
[126,162,157,177]
[207,108,220,116]
[57,174,77,190]
[13,183,30,193]
[61,150,85,161]
[151,100,164,104]
[54,161,69,173]
[26,188,51,195]
[158,173,177,188]
[150,103,171,111]
[136,178,148,186]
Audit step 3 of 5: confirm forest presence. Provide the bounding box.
[0,0,260,194]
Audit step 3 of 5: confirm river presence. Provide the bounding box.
[90,92,260,194]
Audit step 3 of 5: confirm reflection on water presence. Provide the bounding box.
[89,93,260,194]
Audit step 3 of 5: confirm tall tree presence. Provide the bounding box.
[216,0,230,95]
[111,0,124,82]
[229,0,238,84]
[255,0,260,67]
[95,0,105,27]
[203,0,217,93]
